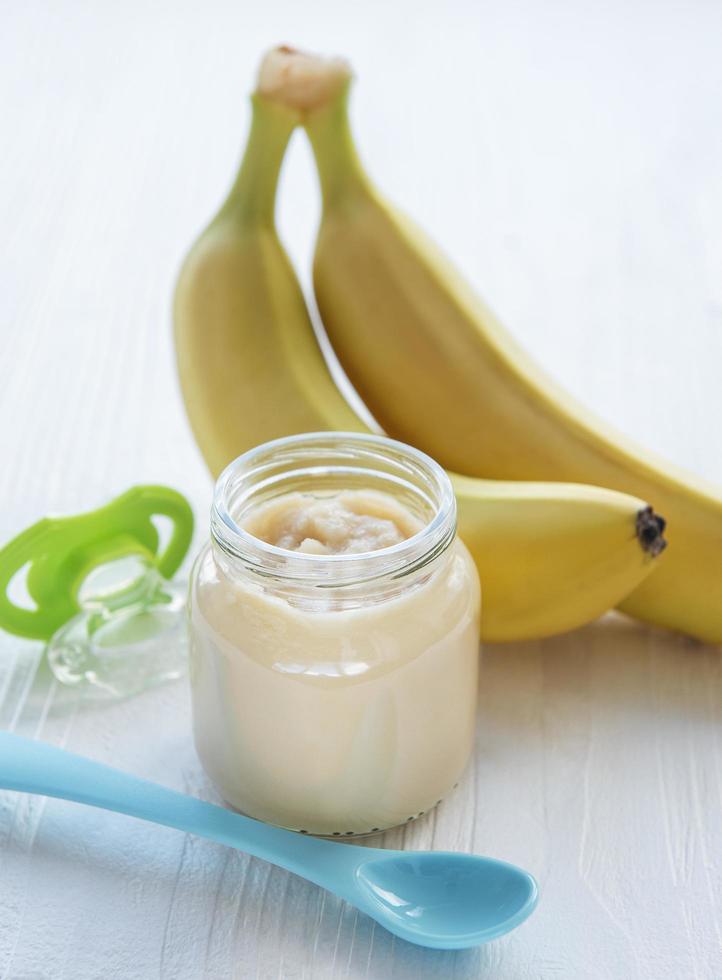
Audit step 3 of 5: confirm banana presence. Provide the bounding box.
[453,476,664,641]
[173,93,367,471]
[291,51,722,644]
[173,55,666,642]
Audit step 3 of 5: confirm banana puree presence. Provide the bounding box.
[241,490,420,555]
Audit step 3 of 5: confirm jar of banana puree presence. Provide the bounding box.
[189,432,480,836]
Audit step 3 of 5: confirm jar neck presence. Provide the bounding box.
[209,537,455,610]
[209,433,457,609]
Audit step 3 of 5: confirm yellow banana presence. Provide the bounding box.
[173,94,366,468]
[173,57,666,642]
[292,51,722,644]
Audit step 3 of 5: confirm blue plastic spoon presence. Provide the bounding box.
[0,733,537,950]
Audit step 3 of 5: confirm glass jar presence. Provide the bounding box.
[188,432,480,836]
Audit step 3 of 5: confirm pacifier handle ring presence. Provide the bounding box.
[0,485,194,641]
[123,486,194,580]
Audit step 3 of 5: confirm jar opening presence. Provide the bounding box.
[210,432,456,589]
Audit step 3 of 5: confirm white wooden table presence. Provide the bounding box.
[2,2,722,977]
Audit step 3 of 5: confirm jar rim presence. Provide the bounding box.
[210,432,456,588]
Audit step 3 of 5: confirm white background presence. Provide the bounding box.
[2,1,722,977]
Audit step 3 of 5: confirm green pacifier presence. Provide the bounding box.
[0,486,194,698]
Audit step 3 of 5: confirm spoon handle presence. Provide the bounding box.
[0,732,355,886]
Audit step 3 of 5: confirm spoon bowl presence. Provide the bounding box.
[0,732,538,950]
[355,851,538,949]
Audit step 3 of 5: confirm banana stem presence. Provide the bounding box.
[217,95,299,228]
[304,88,371,210]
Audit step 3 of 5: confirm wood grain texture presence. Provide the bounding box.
[1,1,722,977]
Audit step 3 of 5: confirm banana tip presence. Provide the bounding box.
[635,506,667,557]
